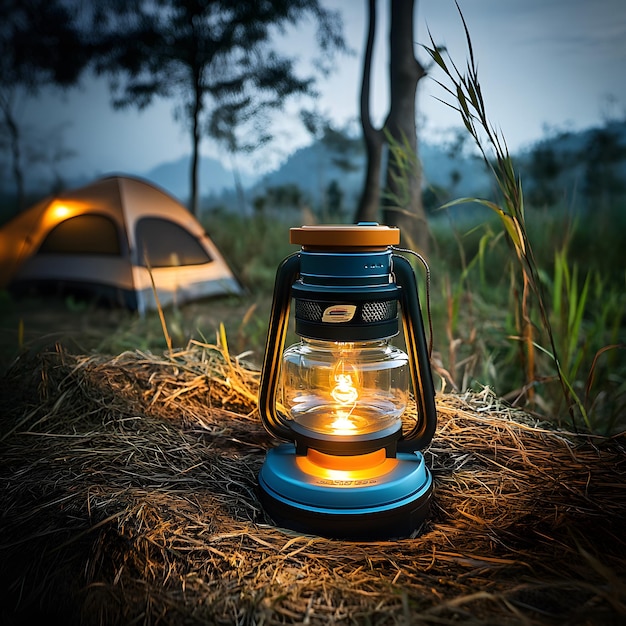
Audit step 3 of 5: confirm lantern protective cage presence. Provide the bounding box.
[257,224,437,540]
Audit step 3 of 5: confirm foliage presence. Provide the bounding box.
[91,0,347,216]
[325,180,343,217]
[382,131,428,252]
[0,0,91,210]
[521,122,626,212]
[524,144,563,207]
[300,112,363,174]
[204,212,297,295]
[428,209,626,434]
[0,0,90,88]
[580,125,626,207]
[422,5,625,432]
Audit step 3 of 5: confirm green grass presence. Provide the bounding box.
[206,207,625,435]
[427,203,626,434]
[205,210,299,294]
[419,7,626,434]
[1,205,623,435]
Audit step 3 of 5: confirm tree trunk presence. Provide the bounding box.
[1,94,25,212]
[381,0,428,252]
[354,0,384,224]
[189,69,202,217]
[229,153,247,215]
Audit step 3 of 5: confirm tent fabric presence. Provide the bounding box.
[0,175,243,313]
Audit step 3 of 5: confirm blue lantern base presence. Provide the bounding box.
[258,444,433,540]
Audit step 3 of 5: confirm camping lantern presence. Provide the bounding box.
[257,224,437,540]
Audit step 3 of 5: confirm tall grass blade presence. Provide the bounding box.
[423,5,581,428]
[144,252,172,353]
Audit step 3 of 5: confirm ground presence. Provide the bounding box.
[0,292,268,374]
[0,334,625,625]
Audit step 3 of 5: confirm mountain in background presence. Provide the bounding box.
[0,153,254,207]
[516,120,626,209]
[140,155,256,202]
[204,138,493,217]
[140,122,626,216]
[2,120,624,220]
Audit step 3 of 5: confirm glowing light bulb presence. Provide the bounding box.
[329,359,360,434]
[331,373,358,405]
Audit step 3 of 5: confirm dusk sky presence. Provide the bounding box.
[18,0,626,181]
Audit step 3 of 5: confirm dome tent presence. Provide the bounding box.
[0,175,243,313]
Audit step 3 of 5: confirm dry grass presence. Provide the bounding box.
[0,339,624,625]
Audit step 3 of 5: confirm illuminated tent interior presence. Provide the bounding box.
[0,175,242,312]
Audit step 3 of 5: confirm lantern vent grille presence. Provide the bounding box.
[296,300,323,321]
[295,299,397,324]
[362,300,397,323]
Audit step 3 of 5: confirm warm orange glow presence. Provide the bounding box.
[330,373,358,405]
[308,448,386,470]
[328,411,358,434]
[328,358,360,434]
[43,201,83,230]
[49,203,73,220]
[296,448,398,482]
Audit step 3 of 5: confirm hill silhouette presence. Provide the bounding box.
[2,120,624,221]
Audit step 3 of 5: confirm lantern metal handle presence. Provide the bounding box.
[258,250,437,452]
[393,253,438,452]
[258,252,300,440]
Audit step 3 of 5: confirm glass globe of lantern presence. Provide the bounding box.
[281,338,410,441]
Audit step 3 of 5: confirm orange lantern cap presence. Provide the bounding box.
[290,224,400,250]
